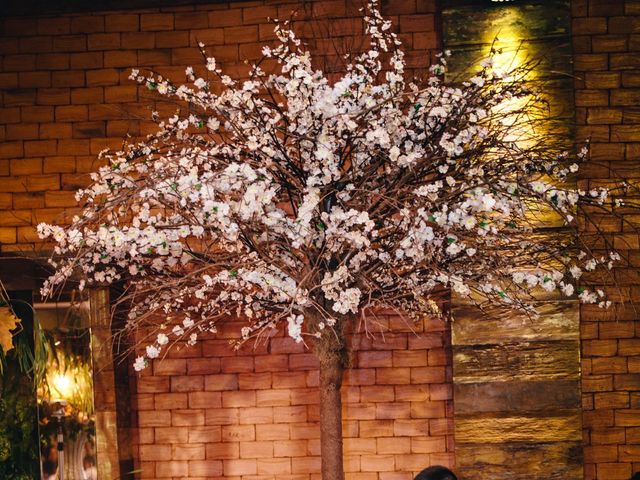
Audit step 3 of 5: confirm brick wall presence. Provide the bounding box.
[134,316,453,479]
[573,1,640,479]
[0,0,438,254]
[0,2,448,480]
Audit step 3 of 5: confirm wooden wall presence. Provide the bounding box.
[452,298,583,480]
[442,2,583,479]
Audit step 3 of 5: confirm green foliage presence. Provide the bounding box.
[0,349,40,480]
[0,289,49,479]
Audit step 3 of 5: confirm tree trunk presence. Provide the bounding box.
[314,323,348,480]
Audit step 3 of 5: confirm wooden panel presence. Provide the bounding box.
[453,301,579,345]
[454,380,580,414]
[444,1,580,478]
[455,413,582,443]
[454,340,580,383]
[455,442,583,480]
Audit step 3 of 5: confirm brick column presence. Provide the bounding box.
[573,1,640,479]
[89,287,122,479]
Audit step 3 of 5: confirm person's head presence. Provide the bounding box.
[42,459,57,475]
[83,455,96,468]
[415,465,457,480]
[631,473,640,480]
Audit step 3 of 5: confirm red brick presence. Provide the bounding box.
[239,440,274,459]
[155,460,188,478]
[256,389,290,406]
[87,33,120,50]
[573,17,608,35]
[358,351,392,368]
[19,34,53,53]
[189,391,222,409]
[52,35,86,52]
[18,71,50,88]
[375,402,411,420]
[188,425,221,443]
[140,444,172,461]
[223,458,257,476]
[208,9,243,28]
[6,123,38,141]
[138,410,171,427]
[224,25,259,44]
[39,122,72,139]
[85,68,119,87]
[591,427,626,445]
[255,423,289,441]
[188,460,223,477]
[155,31,189,49]
[171,375,204,392]
[174,12,209,30]
[221,356,254,373]
[289,353,319,370]
[204,406,238,426]
[173,443,205,461]
[222,424,256,443]
[291,456,320,474]
[576,90,609,108]
[235,406,272,425]
[43,191,76,208]
[105,14,139,32]
[611,53,640,70]
[592,35,628,53]
[3,18,38,36]
[254,354,289,372]
[359,420,394,438]
[399,14,435,33]
[222,390,256,407]
[584,339,618,356]
[172,409,205,426]
[12,193,41,209]
[204,373,238,391]
[154,393,188,410]
[70,15,105,34]
[120,32,154,50]
[141,13,174,31]
[104,50,137,68]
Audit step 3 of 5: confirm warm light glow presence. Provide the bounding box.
[42,357,94,419]
[475,4,566,228]
[51,372,74,400]
[478,6,545,149]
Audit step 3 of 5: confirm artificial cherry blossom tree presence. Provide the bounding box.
[39,2,630,479]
